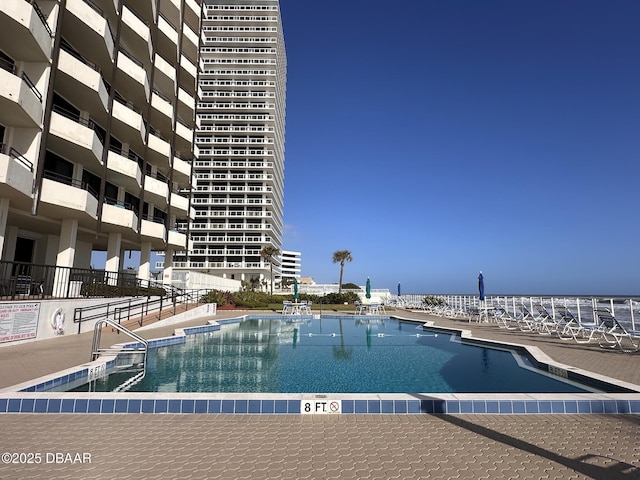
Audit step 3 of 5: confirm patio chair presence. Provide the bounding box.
[552,306,614,345]
[354,301,366,315]
[515,303,542,332]
[282,301,293,315]
[368,303,381,315]
[466,305,481,323]
[531,302,558,334]
[594,309,640,353]
[552,306,586,340]
[493,304,518,330]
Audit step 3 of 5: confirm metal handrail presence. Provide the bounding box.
[90,318,148,388]
[91,317,148,360]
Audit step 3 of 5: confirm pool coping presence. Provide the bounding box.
[1,314,639,415]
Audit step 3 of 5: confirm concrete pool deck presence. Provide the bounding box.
[0,309,638,479]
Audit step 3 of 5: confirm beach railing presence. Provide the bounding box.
[397,294,638,331]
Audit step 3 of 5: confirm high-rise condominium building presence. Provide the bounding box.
[279,250,300,282]
[0,0,201,293]
[173,0,286,287]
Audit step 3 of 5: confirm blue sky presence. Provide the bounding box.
[279,0,640,295]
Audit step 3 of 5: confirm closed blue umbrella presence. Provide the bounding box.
[397,283,401,297]
[365,277,371,299]
[293,277,299,300]
[478,272,485,302]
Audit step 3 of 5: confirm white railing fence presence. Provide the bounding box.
[393,294,638,331]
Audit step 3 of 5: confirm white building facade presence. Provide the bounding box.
[173,0,287,287]
[278,249,300,285]
[0,0,201,294]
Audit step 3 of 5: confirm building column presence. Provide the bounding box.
[57,219,78,267]
[0,198,9,261]
[53,219,78,297]
[162,247,174,286]
[138,241,151,284]
[105,232,122,285]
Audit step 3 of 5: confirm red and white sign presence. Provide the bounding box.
[0,302,40,344]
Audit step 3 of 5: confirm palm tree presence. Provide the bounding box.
[332,250,353,294]
[260,245,280,295]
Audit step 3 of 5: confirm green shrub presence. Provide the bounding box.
[80,283,166,298]
[322,292,360,304]
[200,289,232,306]
[231,290,271,308]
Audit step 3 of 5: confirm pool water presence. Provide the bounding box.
[76,317,593,394]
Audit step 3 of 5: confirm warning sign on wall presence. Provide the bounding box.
[0,302,41,344]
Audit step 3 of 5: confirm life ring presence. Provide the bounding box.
[51,308,65,335]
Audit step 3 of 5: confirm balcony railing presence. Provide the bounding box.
[0,56,16,74]
[52,105,104,143]
[0,144,34,171]
[28,0,53,37]
[0,260,141,300]
[43,170,99,199]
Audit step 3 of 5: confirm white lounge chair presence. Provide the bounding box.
[493,305,518,330]
[594,309,640,353]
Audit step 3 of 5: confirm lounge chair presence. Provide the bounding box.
[466,305,481,323]
[594,309,640,353]
[552,306,615,344]
[531,302,558,334]
[493,305,518,330]
[515,303,543,332]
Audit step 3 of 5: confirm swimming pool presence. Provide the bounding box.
[74,316,598,394]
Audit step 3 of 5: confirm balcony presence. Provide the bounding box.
[111,99,145,148]
[144,174,169,206]
[0,67,43,127]
[0,145,34,200]
[115,49,150,105]
[121,5,151,65]
[64,0,115,69]
[179,54,198,90]
[153,54,176,95]
[39,174,98,221]
[181,24,199,62]
[170,192,189,216]
[177,88,195,122]
[0,0,53,61]
[56,49,109,121]
[158,0,180,31]
[167,229,187,249]
[106,148,142,192]
[157,14,178,59]
[184,0,201,33]
[101,201,138,233]
[146,132,171,170]
[172,155,192,185]
[150,90,173,133]
[175,120,193,152]
[48,108,104,170]
[140,217,166,245]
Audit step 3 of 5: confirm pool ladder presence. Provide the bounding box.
[90,317,149,372]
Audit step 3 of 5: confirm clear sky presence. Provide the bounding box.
[279,0,640,295]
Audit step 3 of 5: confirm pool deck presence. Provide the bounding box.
[0,309,639,479]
